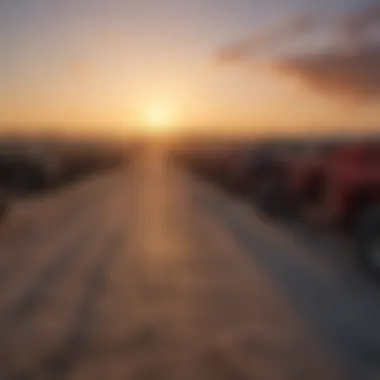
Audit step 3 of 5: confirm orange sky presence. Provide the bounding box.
[0,0,379,137]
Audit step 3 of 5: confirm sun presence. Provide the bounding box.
[143,104,176,135]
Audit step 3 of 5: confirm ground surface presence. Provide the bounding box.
[0,148,379,380]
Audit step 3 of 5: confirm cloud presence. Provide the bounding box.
[216,2,380,100]
[272,43,380,100]
[216,14,316,63]
[342,2,380,47]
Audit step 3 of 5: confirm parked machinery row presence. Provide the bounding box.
[0,137,130,219]
[179,137,380,275]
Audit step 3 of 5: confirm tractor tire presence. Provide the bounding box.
[0,204,8,222]
[356,207,380,277]
[255,178,285,218]
[0,191,9,223]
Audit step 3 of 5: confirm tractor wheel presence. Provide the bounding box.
[356,207,380,277]
[255,178,285,218]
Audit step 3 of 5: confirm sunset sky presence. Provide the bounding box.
[0,0,379,137]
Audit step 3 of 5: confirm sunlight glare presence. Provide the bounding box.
[143,104,177,135]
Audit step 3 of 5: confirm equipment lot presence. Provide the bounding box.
[178,137,380,278]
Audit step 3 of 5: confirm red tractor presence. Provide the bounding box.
[285,141,380,273]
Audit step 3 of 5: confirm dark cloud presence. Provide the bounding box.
[216,14,315,63]
[272,43,380,100]
[342,2,380,46]
[216,2,380,100]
